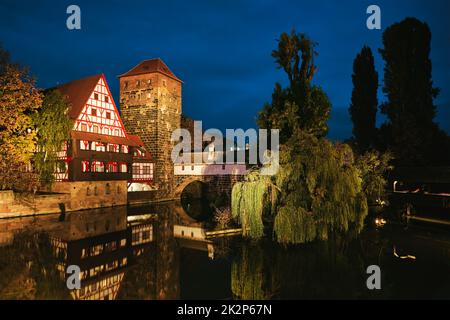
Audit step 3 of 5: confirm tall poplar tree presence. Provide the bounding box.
[349,46,378,151]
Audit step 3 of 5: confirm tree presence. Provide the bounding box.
[32,89,72,188]
[379,18,449,165]
[0,45,41,191]
[349,46,378,151]
[258,30,331,141]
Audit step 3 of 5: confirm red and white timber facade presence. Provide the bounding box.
[54,74,154,186]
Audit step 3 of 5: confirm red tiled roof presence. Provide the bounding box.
[71,131,141,147]
[56,74,102,119]
[128,135,153,161]
[118,58,182,82]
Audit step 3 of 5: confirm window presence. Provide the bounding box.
[114,129,120,136]
[103,127,109,135]
[86,187,91,196]
[124,81,128,89]
[95,142,105,152]
[94,93,99,100]
[91,108,97,116]
[93,125,99,133]
[106,112,111,119]
[162,79,167,87]
[106,162,118,173]
[80,140,89,150]
[92,161,104,173]
[105,183,111,195]
[104,96,109,103]
[82,161,90,172]
[136,80,140,87]
[147,79,152,86]
[143,165,151,175]
[120,163,127,173]
[121,145,129,153]
[81,123,87,132]
[108,144,118,153]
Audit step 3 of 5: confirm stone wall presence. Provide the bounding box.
[0,181,127,218]
[52,180,127,211]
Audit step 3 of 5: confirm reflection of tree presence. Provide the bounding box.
[231,236,375,300]
[0,231,70,300]
[231,242,279,300]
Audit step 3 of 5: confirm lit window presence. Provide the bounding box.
[136,80,140,87]
[80,140,89,150]
[82,161,90,172]
[92,161,104,173]
[120,163,127,173]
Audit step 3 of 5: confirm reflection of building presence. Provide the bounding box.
[48,208,157,300]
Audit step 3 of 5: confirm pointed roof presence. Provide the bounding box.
[118,58,182,82]
[56,74,102,119]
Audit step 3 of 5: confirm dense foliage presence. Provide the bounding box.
[33,89,72,187]
[0,46,41,191]
[379,18,450,165]
[257,30,331,143]
[232,132,369,245]
[0,46,72,190]
[349,46,378,152]
[355,150,393,204]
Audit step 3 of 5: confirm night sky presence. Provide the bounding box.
[1,0,449,140]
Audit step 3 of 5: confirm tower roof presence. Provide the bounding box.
[56,74,103,119]
[118,58,182,82]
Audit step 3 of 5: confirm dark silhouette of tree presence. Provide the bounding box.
[349,46,378,152]
[258,30,331,142]
[379,18,450,165]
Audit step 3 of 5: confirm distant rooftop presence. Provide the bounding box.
[118,58,182,82]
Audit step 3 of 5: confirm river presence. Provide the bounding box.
[0,201,449,299]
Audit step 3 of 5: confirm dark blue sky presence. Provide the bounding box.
[1,0,449,140]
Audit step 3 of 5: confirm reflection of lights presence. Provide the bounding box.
[374,217,387,227]
[375,198,386,206]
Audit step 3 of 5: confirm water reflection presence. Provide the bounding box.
[0,203,449,300]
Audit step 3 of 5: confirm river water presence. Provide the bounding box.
[0,201,449,300]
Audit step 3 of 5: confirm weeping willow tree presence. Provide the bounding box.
[231,170,280,239]
[273,131,368,244]
[232,131,368,245]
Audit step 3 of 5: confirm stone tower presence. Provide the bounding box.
[118,59,182,197]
